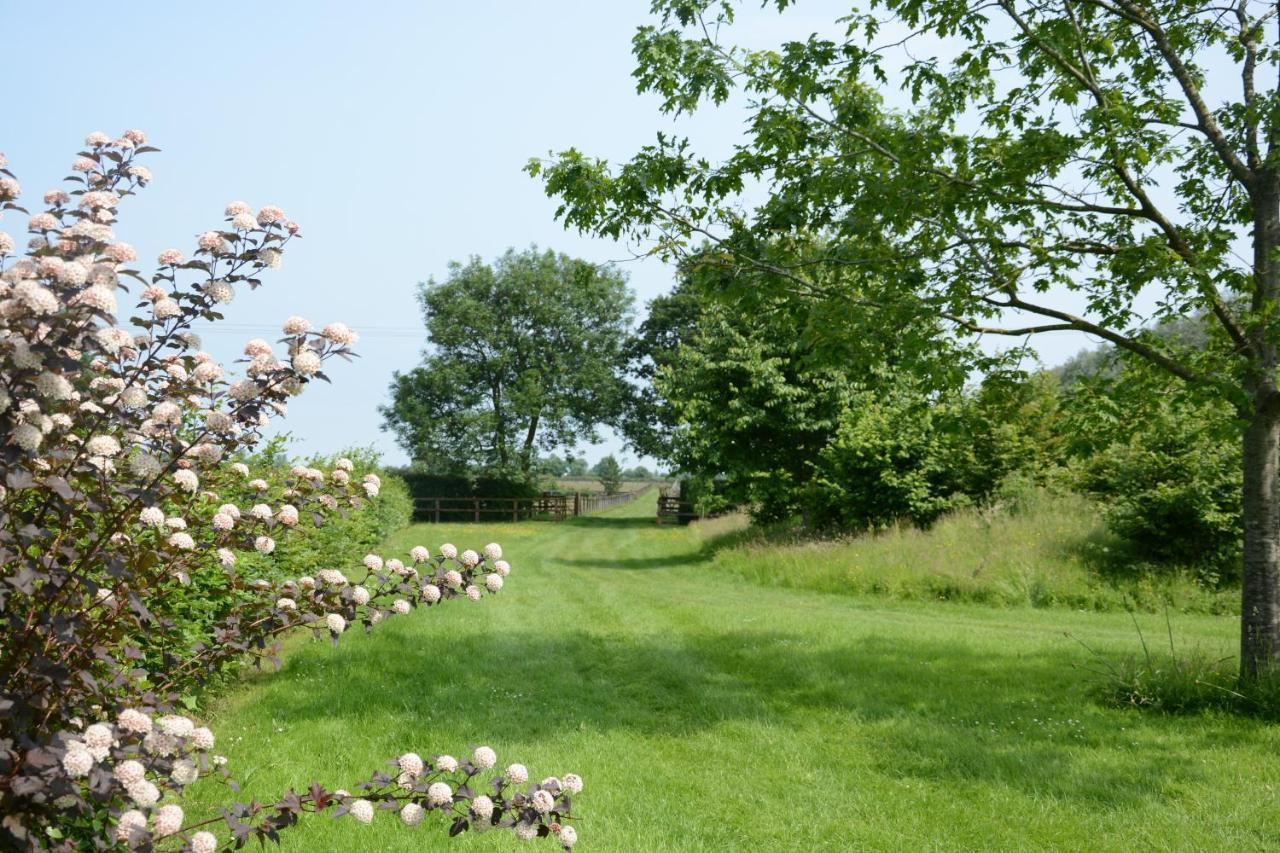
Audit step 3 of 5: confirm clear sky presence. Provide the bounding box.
[1,0,1141,468]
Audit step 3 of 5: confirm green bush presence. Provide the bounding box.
[150,448,412,686]
[392,469,538,520]
[801,377,1052,532]
[1058,365,1242,582]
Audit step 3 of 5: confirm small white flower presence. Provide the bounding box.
[426,782,452,807]
[153,803,184,837]
[61,746,94,778]
[114,759,146,786]
[471,794,494,820]
[559,825,578,846]
[292,349,321,375]
[217,548,236,568]
[127,779,160,807]
[191,727,216,750]
[422,584,441,603]
[350,799,375,824]
[485,573,504,593]
[115,810,147,844]
[493,560,511,577]
[473,746,496,769]
[439,543,457,560]
[325,613,346,633]
[191,831,219,853]
[158,715,194,738]
[283,315,311,334]
[531,789,554,813]
[562,773,583,794]
[167,531,195,550]
[173,468,198,492]
[515,821,537,841]
[392,599,411,615]
[459,549,480,568]
[317,569,349,587]
[466,585,482,601]
[400,803,425,826]
[443,570,463,589]
[504,763,528,785]
[255,535,275,554]
[322,322,358,346]
[484,543,502,561]
[81,723,113,750]
[117,709,152,734]
[410,546,430,563]
[363,553,383,571]
[351,586,370,606]
[276,597,297,611]
[435,754,458,773]
[171,758,199,785]
[399,752,424,777]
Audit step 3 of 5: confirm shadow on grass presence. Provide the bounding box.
[239,625,1231,808]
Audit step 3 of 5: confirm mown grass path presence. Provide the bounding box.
[193,492,1278,851]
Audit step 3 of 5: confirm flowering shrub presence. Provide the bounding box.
[0,134,579,850]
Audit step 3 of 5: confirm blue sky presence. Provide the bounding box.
[2,0,1132,468]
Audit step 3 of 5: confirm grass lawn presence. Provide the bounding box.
[189,491,1278,851]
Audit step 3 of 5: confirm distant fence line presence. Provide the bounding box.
[412,485,655,523]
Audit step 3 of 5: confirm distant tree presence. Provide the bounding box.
[535,453,571,477]
[565,456,590,477]
[594,455,624,495]
[381,247,634,477]
[619,282,704,459]
[624,465,653,480]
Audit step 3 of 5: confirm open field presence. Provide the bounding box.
[549,477,669,494]
[704,490,1238,614]
[190,491,1277,851]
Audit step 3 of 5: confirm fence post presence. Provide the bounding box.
[434,498,440,524]
[513,500,518,522]
[573,493,581,517]
[473,497,480,523]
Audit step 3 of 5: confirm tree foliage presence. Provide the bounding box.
[593,454,624,494]
[530,0,1280,677]
[381,248,634,477]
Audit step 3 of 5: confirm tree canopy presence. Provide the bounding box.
[381,247,634,477]
[529,0,1280,677]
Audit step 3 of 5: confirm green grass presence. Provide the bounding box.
[704,490,1238,614]
[189,491,1278,851]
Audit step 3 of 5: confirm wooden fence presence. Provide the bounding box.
[657,494,703,524]
[412,486,654,523]
[412,495,569,523]
[574,487,647,515]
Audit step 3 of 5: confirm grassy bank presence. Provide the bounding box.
[186,491,1275,851]
[702,490,1237,614]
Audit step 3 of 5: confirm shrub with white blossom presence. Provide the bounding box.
[0,134,579,850]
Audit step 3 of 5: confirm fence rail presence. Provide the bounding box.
[412,495,569,523]
[656,494,702,524]
[412,485,657,523]
[575,488,644,515]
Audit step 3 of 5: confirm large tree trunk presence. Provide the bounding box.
[1242,177,1280,681]
[1241,406,1280,680]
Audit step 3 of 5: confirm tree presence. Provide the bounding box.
[530,1,1280,679]
[566,455,590,477]
[619,282,704,459]
[594,454,624,494]
[624,465,653,479]
[381,248,634,478]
